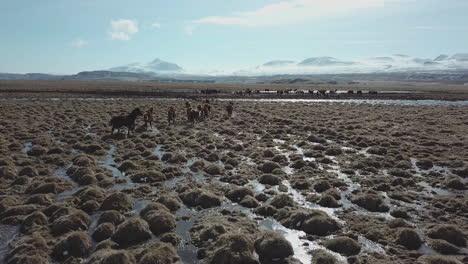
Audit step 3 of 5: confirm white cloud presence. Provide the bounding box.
[192,0,386,27]
[151,22,161,29]
[71,39,88,47]
[110,19,138,40]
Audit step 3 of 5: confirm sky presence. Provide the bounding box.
[1,0,467,74]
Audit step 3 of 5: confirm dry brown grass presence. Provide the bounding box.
[0,80,467,99]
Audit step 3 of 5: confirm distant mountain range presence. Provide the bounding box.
[109,58,183,73]
[243,54,468,75]
[297,57,354,66]
[1,54,468,84]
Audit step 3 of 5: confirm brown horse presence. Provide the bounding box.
[226,102,233,118]
[187,108,200,124]
[186,107,191,122]
[201,103,210,119]
[143,107,155,129]
[110,108,143,135]
[167,106,176,125]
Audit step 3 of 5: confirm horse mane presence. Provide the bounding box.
[129,108,141,118]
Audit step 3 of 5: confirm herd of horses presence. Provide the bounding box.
[108,87,376,135]
[233,88,378,96]
[109,100,233,135]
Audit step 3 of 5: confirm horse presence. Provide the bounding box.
[318,90,327,97]
[143,107,155,129]
[187,108,200,124]
[226,102,233,118]
[186,106,192,122]
[109,108,143,135]
[201,103,210,119]
[167,106,176,125]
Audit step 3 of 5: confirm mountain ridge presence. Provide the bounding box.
[2,54,468,82]
[109,58,183,73]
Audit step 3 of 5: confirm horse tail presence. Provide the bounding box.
[109,117,115,126]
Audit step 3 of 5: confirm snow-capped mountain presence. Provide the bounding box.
[105,54,468,77]
[235,54,468,76]
[451,53,468,61]
[434,55,449,61]
[109,58,182,73]
[262,60,295,67]
[298,57,354,66]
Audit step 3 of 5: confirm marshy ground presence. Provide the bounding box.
[0,98,467,264]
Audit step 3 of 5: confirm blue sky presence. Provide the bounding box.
[1,0,467,74]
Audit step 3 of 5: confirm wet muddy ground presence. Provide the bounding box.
[0,98,467,264]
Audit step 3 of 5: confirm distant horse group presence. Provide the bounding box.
[185,101,211,124]
[231,88,375,97]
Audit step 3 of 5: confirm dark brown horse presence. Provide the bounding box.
[187,108,200,124]
[201,103,210,119]
[143,107,155,129]
[226,102,233,118]
[109,108,143,135]
[167,106,176,125]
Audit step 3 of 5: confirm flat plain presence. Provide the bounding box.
[0,81,467,264]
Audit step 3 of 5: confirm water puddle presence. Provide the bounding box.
[131,199,151,215]
[241,156,256,166]
[218,98,468,106]
[259,218,346,264]
[54,166,73,182]
[100,145,132,188]
[3,97,468,106]
[358,235,386,255]
[294,145,315,162]
[417,182,454,196]
[0,225,20,261]
[147,126,161,134]
[52,164,79,202]
[273,139,286,144]
[152,145,165,160]
[419,243,438,255]
[48,129,67,146]
[21,142,32,153]
[174,205,200,264]
[84,124,98,137]
[54,188,80,203]
[281,180,342,222]
[410,158,456,179]
[248,180,266,193]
